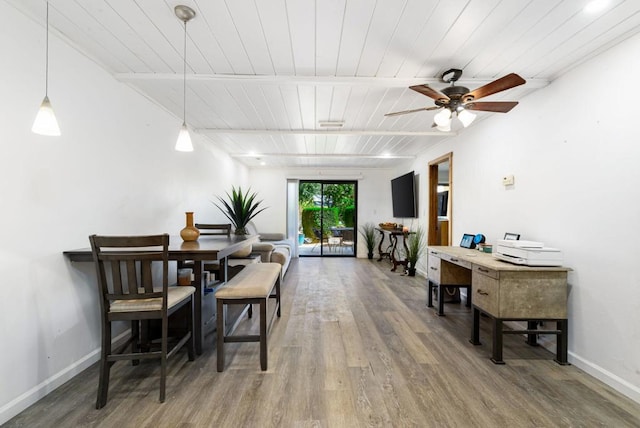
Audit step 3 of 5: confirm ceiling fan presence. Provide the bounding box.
[385,69,526,131]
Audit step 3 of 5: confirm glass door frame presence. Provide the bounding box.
[299,180,358,257]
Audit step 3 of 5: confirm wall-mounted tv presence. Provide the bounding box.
[391,171,417,218]
[437,190,448,217]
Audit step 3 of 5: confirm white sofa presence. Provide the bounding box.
[245,222,293,276]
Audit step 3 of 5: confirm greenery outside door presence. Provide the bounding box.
[298,181,357,257]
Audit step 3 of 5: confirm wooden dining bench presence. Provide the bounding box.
[215,262,281,371]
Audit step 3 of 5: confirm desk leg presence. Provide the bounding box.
[490,318,505,364]
[555,319,569,365]
[470,307,481,345]
[437,284,445,316]
[427,280,434,308]
[193,260,203,355]
[526,321,539,346]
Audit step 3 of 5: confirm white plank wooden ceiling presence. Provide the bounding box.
[9,0,640,168]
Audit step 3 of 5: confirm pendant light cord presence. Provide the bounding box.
[182,20,187,124]
[45,1,49,96]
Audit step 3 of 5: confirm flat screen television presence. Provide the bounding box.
[391,171,417,218]
[437,190,448,217]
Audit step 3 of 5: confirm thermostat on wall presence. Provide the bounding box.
[502,174,515,186]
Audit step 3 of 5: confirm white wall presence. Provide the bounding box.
[404,32,640,403]
[249,168,396,257]
[0,3,248,423]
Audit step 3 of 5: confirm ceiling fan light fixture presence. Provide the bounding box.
[458,109,477,127]
[436,123,451,132]
[434,109,452,127]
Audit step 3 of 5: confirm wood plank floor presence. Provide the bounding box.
[7,258,640,427]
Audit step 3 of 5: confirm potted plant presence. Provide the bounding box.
[214,186,267,235]
[359,222,377,259]
[405,226,425,276]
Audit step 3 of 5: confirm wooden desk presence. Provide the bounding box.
[427,246,571,365]
[64,234,259,355]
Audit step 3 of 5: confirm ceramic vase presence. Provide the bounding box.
[180,211,200,242]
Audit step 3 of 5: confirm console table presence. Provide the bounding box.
[427,246,571,365]
[376,228,410,272]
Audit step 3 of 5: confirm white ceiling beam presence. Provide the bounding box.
[230,153,415,159]
[114,73,549,89]
[196,128,455,136]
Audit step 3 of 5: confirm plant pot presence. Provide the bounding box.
[180,212,200,242]
[407,268,416,277]
[367,252,374,260]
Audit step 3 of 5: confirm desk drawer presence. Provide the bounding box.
[473,265,499,279]
[427,254,441,283]
[472,271,499,316]
[441,253,471,269]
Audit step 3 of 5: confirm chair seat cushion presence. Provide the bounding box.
[110,286,195,312]
[215,263,280,299]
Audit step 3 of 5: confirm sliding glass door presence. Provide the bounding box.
[298,180,357,257]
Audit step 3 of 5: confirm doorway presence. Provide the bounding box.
[428,153,453,246]
[298,181,357,257]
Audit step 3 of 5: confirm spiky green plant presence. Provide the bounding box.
[214,186,267,235]
[358,222,377,257]
[405,226,426,270]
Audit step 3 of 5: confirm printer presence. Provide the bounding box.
[493,240,563,266]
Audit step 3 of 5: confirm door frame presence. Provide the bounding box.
[428,152,453,246]
[298,180,358,257]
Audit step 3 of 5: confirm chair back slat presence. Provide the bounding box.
[140,259,155,294]
[110,260,124,295]
[125,260,139,296]
[89,234,170,308]
[195,223,231,236]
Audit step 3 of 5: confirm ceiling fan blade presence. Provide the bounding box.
[385,106,440,117]
[465,101,519,113]
[463,73,526,101]
[410,85,450,102]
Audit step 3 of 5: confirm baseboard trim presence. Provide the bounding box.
[569,353,640,404]
[462,298,640,405]
[0,330,129,425]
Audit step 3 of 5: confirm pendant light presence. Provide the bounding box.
[174,5,196,152]
[32,1,61,136]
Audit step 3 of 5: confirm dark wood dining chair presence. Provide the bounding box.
[193,223,232,280]
[195,223,231,237]
[89,234,195,409]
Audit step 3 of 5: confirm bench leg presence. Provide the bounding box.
[276,276,281,317]
[260,298,268,370]
[248,303,253,318]
[216,298,225,372]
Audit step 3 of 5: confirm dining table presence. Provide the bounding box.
[63,234,259,355]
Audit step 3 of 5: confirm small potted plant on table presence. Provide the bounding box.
[214,186,267,235]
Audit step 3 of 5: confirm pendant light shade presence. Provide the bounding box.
[174,5,195,152]
[175,122,193,152]
[33,2,60,136]
[32,95,60,136]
